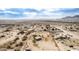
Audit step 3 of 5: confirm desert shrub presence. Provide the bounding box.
[44,29,47,31]
[4,29,10,32]
[17,31,25,35]
[25,49,31,51]
[18,42,23,46]
[33,35,42,41]
[14,37,19,42]
[6,45,12,49]
[22,36,27,41]
[32,39,36,43]
[14,48,20,51]
[69,45,73,48]
[0,35,5,38]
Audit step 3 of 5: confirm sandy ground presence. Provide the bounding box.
[0,22,79,51]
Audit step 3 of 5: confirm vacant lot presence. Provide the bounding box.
[0,21,79,51]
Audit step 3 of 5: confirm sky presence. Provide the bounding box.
[0,0,79,19]
[0,8,79,19]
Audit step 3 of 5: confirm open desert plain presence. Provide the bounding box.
[0,20,79,51]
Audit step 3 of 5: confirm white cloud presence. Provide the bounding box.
[23,12,37,18]
[0,8,79,19]
[4,11,19,14]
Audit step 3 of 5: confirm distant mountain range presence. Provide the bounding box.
[0,15,79,24]
[59,15,79,22]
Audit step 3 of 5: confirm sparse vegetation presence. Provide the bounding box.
[56,34,70,40]
[22,36,27,41]
[67,50,71,51]
[35,37,42,41]
[14,48,20,51]
[6,45,12,49]
[69,45,73,48]
[0,22,79,51]
[14,37,19,42]
[4,29,10,32]
[17,31,25,35]
[18,42,23,46]
[25,49,31,51]
[32,39,36,43]
[0,35,5,38]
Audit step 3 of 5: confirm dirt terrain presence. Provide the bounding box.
[0,21,79,51]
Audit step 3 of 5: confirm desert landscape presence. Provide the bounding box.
[0,20,79,51]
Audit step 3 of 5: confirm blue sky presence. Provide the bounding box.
[0,8,79,19]
[0,0,79,20]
